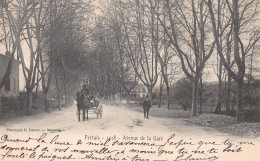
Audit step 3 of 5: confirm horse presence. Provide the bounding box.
[76,91,91,122]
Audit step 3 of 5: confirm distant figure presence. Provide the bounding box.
[143,95,151,119]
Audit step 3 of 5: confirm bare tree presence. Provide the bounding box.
[105,1,140,103]
[3,0,40,115]
[48,0,93,107]
[154,0,223,116]
[207,0,260,122]
[119,0,159,100]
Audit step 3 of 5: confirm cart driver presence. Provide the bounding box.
[81,84,89,97]
[81,84,90,108]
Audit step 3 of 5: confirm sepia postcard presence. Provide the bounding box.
[0,0,260,160]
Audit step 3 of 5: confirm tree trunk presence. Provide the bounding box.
[35,80,39,102]
[215,74,222,114]
[233,0,245,123]
[57,89,61,110]
[65,88,69,107]
[43,90,49,113]
[166,84,170,110]
[191,77,198,117]
[55,77,61,110]
[26,90,33,116]
[247,53,253,95]
[226,75,231,115]
[112,94,116,103]
[55,69,61,110]
[158,81,163,108]
[149,87,153,106]
[126,90,130,104]
[199,75,203,114]
[236,79,245,123]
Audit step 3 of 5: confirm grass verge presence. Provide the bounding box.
[125,103,260,138]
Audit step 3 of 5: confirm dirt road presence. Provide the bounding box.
[0,103,260,161]
[0,103,237,137]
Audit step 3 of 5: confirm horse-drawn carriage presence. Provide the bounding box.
[76,91,103,122]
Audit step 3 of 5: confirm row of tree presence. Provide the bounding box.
[1,0,259,123]
[0,0,93,115]
[85,0,260,123]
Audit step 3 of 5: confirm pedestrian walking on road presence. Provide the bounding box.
[143,95,151,119]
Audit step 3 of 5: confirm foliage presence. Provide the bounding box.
[220,123,260,138]
[187,114,236,127]
[188,114,260,137]
[171,78,193,111]
[243,94,260,122]
[243,94,260,109]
